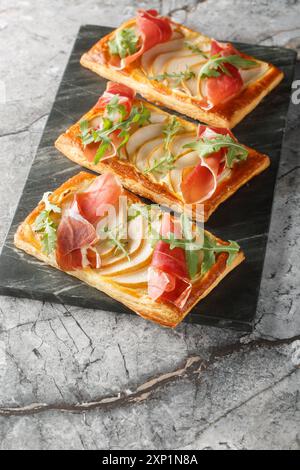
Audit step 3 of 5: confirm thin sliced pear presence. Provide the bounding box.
[126,123,165,159]
[100,215,144,267]
[174,151,199,169]
[100,239,153,276]
[169,168,183,194]
[164,54,206,75]
[151,49,194,76]
[135,137,164,173]
[240,63,268,86]
[95,207,127,258]
[181,62,204,96]
[170,133,197,157]
[96,240,115,259]
[141,38,184,72]
[111,267,149,287]
[149,112,168,124]
[146,144,167,182]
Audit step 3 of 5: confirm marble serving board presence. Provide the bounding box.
[0,25,296,331]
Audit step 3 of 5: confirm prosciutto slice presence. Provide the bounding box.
[148,213,192,309]
[181,125,233,204]
[84,82,136,162]
[111,9,172,69]
[56,174,122,270]
[56,204,97,271]
[95,81,135,117]
[84,130,124,163]
[76,173,122,224]
[205,40,243,106]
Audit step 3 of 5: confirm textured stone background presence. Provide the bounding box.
[0,0,299,450]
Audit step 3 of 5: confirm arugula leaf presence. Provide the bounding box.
[156,221,241,278]
[163,116,181,149]
[184,134,248,169]
[226,241,240,266]
[33,193,60,255]
[99,224,130,260]
[198,54,259,80]
[144,153,176,175]
[108,28,139,59]
[94,142,110,164]
[105,95,126,122]
[184,41,208,58]
[79,103,151,164]
[149,68,196,86]
[144,117,181,175]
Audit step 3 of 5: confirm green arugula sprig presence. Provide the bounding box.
[198,54,259,80]
[148,68,196,86]
[144,117,181,175]
[108,28,139,59]
[99,223,130,260]
[154,214,240,278]
[184,41,208,58]
[33,192,61,255]
[184,134,248,169]
[79,101,151,164]
[105,95,127,122]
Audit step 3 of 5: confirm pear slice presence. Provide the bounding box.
[240,62,268,86]
[149,112,168,124]
[100,215,144,267]
[170,133,197,157]
[146,143,168,182]
[141,38,184,72]
[135,137,164,173]
[174,151,200,169]
[169,168,182,194]
[126,123,165,160]
[151,49,196,76]
[164,54,206,75]
[111,266,149,288]
[99,239,153,276]
[181,62,205,97]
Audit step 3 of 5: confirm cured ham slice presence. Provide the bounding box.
[181,126,233,204]
[76,173,122,224]
[148,213,192,309]
[95,81,135,116]
[210,39,240,58]
[111,9,172,69]
[56,174,122,270]
[205,40,243,106]
[83,130,124,163]
[84,82,135,162]
[56,206,97,271]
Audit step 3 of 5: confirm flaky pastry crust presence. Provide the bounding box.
[14,172,245,328]
[55,101,270,222]
[80,18,284,128]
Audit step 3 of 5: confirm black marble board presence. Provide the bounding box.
[0,25,296,331]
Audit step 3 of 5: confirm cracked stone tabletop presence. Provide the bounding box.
[0,0,299,450]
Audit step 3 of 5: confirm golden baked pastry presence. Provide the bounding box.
[80,9,283,128]
[55,82,270,221]
[14,172,245,328]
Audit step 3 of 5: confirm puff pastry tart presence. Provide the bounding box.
[14,172,244,327]
[80,9,284,128]
[55,82,270,221]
